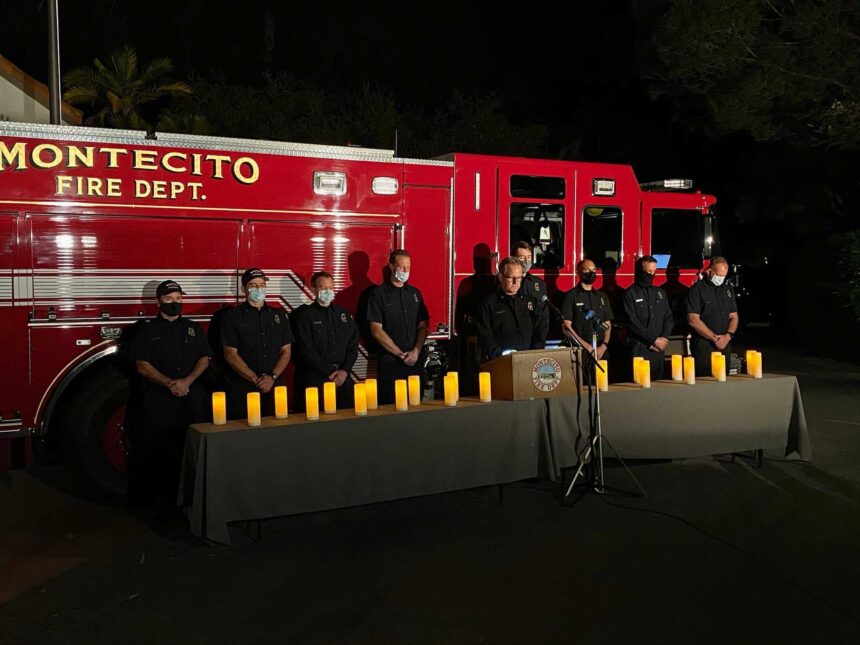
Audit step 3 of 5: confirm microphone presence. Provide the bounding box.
[540,295,564,320]
[584,309,609,331]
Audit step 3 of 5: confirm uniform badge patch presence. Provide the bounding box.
[187,327,195,337]
[413,293,420,303]
[340,312,348,323]
[727,290,733,298]
[274,314,281,324]
[534,283,540,292]
[527,301,534,311]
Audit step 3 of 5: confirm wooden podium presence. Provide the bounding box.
[482,348,579,400]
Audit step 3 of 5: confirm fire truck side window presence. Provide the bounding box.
[510,175,565,199]
[651,209,704,268]
[510,203,565,270]
[582,206,622,270]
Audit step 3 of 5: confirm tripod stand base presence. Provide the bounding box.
[564,432,646,499]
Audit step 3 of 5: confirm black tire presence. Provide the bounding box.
[63,363,129,502]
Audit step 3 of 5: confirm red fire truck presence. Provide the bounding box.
[0,121,717,494]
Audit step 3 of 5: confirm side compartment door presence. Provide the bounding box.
[247,219,400,380]
[0,214,17,428]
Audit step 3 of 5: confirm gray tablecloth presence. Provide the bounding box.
[545,374,811,479]
[179,398,549,544]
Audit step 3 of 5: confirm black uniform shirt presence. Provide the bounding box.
[476,288,548,361]
[520,273,549,344]
[366,281,430,352]
[622,284,674,346]
[520,273,547,301]
[561,285,614,343]
[291,301,359,377]
[686,279,738,336]
[129,315,212,383]
[220,302,294,376]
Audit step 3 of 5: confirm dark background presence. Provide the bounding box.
[5,0,860,359]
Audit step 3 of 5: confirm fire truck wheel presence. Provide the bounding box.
[63,365,128,502]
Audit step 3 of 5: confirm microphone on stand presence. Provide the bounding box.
[584,309,608,332]
[540,295,564,321]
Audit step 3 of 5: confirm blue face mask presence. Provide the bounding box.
[710,275,725,287]
[317,289,335,305]
[394,270,409,283]
[248,287,266,304]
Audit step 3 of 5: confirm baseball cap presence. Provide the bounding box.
[155,280,187,297]
[241,268,270,286]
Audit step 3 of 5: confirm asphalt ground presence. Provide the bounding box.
[1,347,859,644]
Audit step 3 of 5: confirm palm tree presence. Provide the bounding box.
[63,46,192,130]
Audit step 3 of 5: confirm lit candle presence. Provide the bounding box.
[212,391,227,425]
[408,374,421,406]
[636,359,651,389]
[323,381,337,414]
[246,391,261,427]
[274,385,288,419]
[447,371,459,402]
[715,354,727,382]
[684,356,696,385]
[711,351,722,378]
[745,350,756,375]
[671,354,683,382]
[365,378,378,410]
[395,379,408,411]
[478,371,492,402]
[632,357,642,384]
[354,383,368,416]
[595,359,609,392]
[752,351,763,379]
[443,374,457,407]
[305,387,319,420]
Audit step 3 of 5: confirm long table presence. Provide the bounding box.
[544,374,811,479]
[179,374,810,544]
[179,399,550,544]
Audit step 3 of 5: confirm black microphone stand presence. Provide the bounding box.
[564,321,645,498]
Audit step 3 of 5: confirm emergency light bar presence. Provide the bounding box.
[592,178,616,196]
[640,179,694,191]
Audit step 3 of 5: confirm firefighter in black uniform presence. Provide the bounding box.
[561,258,614,355]
[622,256,674,382]
[291,271,359,411]
[221,268,294,419]
[476,256,548,361]
[367,250,429,404]
[512,240,549,346]
[128,280,212,507]
[686,256,739,376]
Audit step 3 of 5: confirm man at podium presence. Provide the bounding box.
[475,257,548,361]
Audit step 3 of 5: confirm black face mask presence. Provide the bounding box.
[160,301,182,317]
[579,271,597,285]
[635,271,654,288]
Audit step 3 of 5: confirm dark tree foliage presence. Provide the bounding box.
[638,0,860,149]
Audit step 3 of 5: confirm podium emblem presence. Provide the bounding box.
[531,357,562,392]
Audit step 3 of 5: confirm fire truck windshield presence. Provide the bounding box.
[651,208,719,268]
